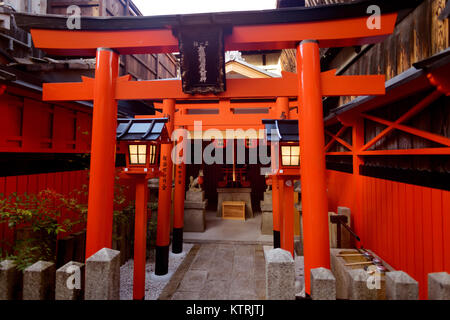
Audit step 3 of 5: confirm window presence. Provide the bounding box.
[129,144,147,165]
[281,145,300,166]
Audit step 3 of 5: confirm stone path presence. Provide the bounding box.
[162,243,266,300]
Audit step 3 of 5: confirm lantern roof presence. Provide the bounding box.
[116,118,169,142]
[262,119,299,142]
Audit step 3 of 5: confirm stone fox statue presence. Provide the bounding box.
[188,170,204,191]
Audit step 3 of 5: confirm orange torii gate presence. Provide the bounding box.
[24,2,413,298]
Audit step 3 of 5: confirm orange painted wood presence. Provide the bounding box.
[413,186,424,298]
[358,148,450,155]
[156,99,175,248]
[85,49,119,260]
[392,181,400,268]
[0,89,92,154]
[133,178,148,300]
[422,187,433,298]
[30,14,397,56]
[404,183,416,281]
[297,41,330,295]
[43,71,386,102]
[320,70,385,97]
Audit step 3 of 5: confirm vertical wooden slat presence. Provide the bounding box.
[391,181,400,269]
[431,189,444,272]
[413,185,425,299]
[405,183,416,278]
[0,177,5,255]
[371,177,377,250]
[28,174,38,194]
[422,187,433,283]
[443,191,450,272]
[398,182,406,271]
[17,175,28,194]
[380,179,387,260]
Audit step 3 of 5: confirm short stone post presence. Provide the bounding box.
[184,190,207,232]
[56,261,85,300]
[428,272,450,300]
[310,267,336,300]
[85,248,120,300]
[265,248,295,300]
[23,261,56,300]
[385,271,418,300]
[348,269,378,300]
[0,260,21,300]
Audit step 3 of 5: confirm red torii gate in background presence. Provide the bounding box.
[27,3,404,298]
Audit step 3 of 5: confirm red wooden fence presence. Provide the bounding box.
[326,169,450,300]
[0,169,135,256]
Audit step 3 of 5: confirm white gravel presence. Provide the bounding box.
[120,243,194,300]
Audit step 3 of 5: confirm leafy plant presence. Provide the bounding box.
[0,189,85,270]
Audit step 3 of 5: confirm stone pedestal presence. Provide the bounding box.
[331,248,393,300]
[348,269,378,300]
[85,248,120,300]
[23,261,56,300]
[260,191,273,235]
[311,267,336,300]
[265,248,295,300]
[428,272,450,300]
[0,260,21,300]
[217,188,253,218]
[184,190,208,232]
[56,261,85,300]
[385,271,418,300]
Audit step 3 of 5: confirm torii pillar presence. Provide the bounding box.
[172,128,187,254]
[296,40,330,295]
[155,98,175,275]
[85,48,119,259]
[271,97,290,248]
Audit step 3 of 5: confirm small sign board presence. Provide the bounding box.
[177,25,226,95]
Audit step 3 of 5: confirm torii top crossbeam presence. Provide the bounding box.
[18,0,416,56]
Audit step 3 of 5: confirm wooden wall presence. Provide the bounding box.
[326,169,450,300]
[46,0,178,81]
[339,0,449,105]
[0,87,92,153]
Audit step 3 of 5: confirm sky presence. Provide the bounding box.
[133,0,277,16]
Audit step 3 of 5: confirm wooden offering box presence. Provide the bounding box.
[222,201,246,221]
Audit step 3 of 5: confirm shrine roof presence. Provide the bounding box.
[116,118,169,142]
[15,0,418,31]
[262,119,299,142]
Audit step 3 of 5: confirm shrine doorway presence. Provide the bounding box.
[182,139,271,243]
